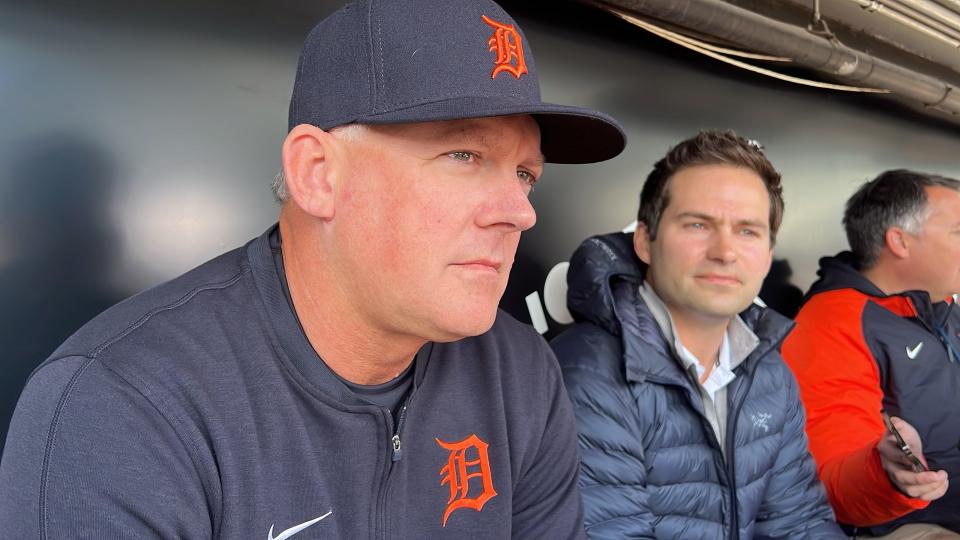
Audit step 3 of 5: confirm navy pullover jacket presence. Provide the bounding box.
[0,225,586,539]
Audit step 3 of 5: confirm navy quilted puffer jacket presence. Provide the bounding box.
[552,232,843,539]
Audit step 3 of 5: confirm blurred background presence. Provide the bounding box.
[2,0,959,455]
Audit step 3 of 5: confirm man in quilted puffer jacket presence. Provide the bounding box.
[553,130,843,539]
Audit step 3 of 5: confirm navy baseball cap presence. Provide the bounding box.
[288,0,626,164]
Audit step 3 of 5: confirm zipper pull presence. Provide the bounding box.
[391,434,402,462]
[391,403,409,462]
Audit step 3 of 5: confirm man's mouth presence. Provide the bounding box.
[696,274,741,285]
[454,259,501,273]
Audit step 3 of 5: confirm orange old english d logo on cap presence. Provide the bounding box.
[482,15,528,80]
[435,433,498,526]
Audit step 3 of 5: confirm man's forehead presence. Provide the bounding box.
[376,116,541,152]
[667,167,769,206]
[925,185,960,220]
[926,184,960,204]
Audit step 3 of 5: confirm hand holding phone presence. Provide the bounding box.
[877,412,949,501]
[881,411,928,473]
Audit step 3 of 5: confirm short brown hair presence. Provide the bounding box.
[637,130,784,244]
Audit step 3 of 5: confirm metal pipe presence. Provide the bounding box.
[896,0,960,33]
[876,0,960,45]
[596,0,960,116]
[931,0,960,12]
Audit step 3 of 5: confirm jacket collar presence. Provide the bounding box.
[247,224,432,408]
[806,251,951,327]
[637,281,759,374]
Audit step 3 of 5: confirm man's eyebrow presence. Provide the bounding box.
[675,212,768,229]
[433,123,545,165]
[736,218,769,229]
[675,211,714,222]
[527,153,546,167]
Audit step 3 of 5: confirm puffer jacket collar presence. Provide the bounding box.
[803,251,883,300]
[566,232,794,386]
[807,251,952,329]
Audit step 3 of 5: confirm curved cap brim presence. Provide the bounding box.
[338,97,626,164]
[532,105,627,164]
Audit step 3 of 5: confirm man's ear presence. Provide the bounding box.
[281,124,342,220]
[633,222,653,265]
[885,227,911,259]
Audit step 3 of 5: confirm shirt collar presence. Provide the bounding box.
[638,280,759,372]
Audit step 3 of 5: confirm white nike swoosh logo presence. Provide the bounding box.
[906,342,924,359]
[268,511,333,540]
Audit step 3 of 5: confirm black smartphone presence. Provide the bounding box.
[882,411,928,473]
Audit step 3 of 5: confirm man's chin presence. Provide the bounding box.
[428,310,498,343]
[696,298,755,319]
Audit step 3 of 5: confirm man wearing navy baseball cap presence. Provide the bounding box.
[0,0,625,538]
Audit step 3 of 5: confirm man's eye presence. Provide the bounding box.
[449,151,475,162]
[740,228,761,237]
[686,222,705,229]
[517,169,537,186]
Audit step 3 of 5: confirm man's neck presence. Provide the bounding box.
[278,214,421,385]
[862,263,937,299]
[670,310,729,376]
[862,264,900,297]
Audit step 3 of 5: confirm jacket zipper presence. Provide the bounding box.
[722,330,785,540]
[906,300,959,363]
[377,391,415,539]
[935,301,959,362]
[638,324,785,539]
[725,371,755,540]
[645,370,744,539]
[391,400,410,462]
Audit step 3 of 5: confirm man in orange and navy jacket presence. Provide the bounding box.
[784,169,960,537]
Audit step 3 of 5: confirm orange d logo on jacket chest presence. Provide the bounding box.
[435,433,498,526]
[482,15,527,80]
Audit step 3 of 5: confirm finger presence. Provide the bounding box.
[877,434,906,460]
[918,479,949,502]
[891,416,923,451]
[892,470,949,498]
[899,478,944,499]
[914,476,949,501]
[878,425,930,471]
[890,416,909,431]
[893,469,948,487]
[877,438,922,470]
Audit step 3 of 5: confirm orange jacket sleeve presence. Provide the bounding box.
[782,290,928,526]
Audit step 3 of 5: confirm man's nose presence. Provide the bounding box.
[475,171,537,232]
[707,229,737,264]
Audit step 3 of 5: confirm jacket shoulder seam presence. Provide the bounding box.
[36,353,219,539]
[88,267,250,359]
[38,355,97,540]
